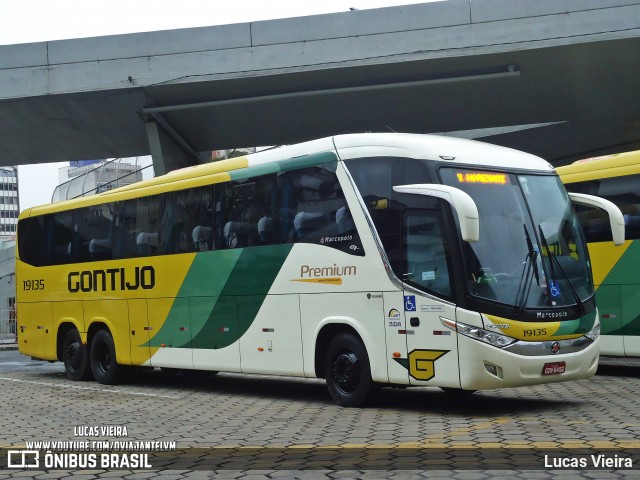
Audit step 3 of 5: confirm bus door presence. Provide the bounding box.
[128,299,150,365]
[622,284,640,356]
[402,210,460,387]
[384,290,409,384]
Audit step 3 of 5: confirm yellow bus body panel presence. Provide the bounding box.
[16,253,195,364]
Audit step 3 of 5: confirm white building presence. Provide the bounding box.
[0,239,15,339]
[0,167,18,238]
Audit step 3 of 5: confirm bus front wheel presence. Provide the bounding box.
[324,333,376,407]
[62,329,92,381]
[90,329,122,385]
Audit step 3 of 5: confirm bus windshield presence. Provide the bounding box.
[440,169,594,310]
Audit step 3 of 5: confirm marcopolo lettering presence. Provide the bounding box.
[68,266,155,293]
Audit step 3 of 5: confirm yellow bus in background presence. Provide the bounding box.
[16,134,623,406]
[558,151,640,357]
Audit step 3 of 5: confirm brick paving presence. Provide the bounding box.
[0,356,639,478]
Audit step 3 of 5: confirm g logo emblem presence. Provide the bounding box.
[408,349,448,381]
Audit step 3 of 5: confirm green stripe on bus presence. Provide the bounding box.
[147,244,293,349]
[276,151,337,172]
[191,244,293,349]
[553,310,597,337]
[598,241,640,286]
[596,241,640,336]
[229,162,280,180]
[229,151,338,182]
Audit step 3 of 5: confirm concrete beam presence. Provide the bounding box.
[1,0,637,100]
[0,0,638,167]
[145,121,196,176]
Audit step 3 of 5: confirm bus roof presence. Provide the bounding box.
[22,133,553,218]
[556,150,640,184]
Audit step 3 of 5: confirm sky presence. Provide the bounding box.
[1,0,430,211]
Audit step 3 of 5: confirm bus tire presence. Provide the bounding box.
[90,329,122,385]
[324,333,375,407]
[62,329,92,381]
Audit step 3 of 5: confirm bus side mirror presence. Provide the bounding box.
[393,184,479,242]
[568,192,626,246]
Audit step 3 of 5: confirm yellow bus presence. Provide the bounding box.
[17,134,623,407]
[558,151,640,357]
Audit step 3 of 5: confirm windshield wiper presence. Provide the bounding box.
[514,224,539,316]
[538,225,585,314]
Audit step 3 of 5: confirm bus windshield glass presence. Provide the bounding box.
[440,168,594,310]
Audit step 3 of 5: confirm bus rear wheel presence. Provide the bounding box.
[62,329,92,381]
[324,333,376,407]
[90,329,122,385]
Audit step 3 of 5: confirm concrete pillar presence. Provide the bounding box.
[145,121,198,176]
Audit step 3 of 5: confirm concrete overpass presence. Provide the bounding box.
[1,0,639,174]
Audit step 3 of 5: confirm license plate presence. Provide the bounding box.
[543,361,566,375]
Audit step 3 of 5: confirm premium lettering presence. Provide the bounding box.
[300,264,356,278]
[68,266,155,292]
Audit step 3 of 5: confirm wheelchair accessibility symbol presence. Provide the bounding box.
[404,295,416,311]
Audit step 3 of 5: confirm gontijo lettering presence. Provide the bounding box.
[68,266,155,292]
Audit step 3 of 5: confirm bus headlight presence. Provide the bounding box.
[441,318,517,348]
[584,319,600,342]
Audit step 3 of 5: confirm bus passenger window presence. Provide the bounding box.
[113,200,142,259]
[159,186,214,254]
[276,165,364,255]
[185,186,215,252]
[45,211,74,265]
[17,216,45,266]
[216,174,276,249]
[71,203,114,263]
[159,193,185,254]
[568,175,640,243]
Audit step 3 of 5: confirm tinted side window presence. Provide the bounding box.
[345,157,435,273]
[19,165,370,266]
[566,174,640,242]
[74,203,113,262]
[161,187,215,254]
[113,199,144,259]
[277,165,363,255]
[216,174,276,249]
[18,216,45,266]
[181,187,215,252]
[45,211,74,266]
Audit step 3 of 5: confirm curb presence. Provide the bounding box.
[0,344,18,351]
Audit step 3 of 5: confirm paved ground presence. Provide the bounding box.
[0,351,639,479]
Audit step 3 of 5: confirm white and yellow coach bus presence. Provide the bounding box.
[558,151,640,357]
[16,134,624,407]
